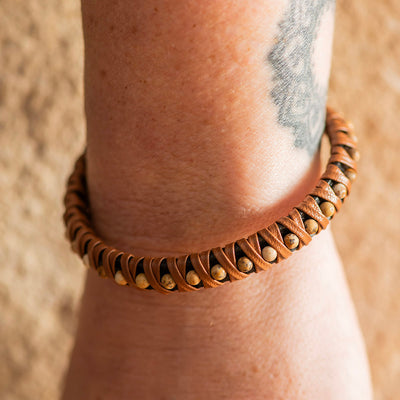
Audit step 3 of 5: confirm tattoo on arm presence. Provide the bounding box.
[268,0,336,155]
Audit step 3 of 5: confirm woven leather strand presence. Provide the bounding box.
[63,107,359,294]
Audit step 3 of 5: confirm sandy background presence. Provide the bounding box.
[1,0,399,399]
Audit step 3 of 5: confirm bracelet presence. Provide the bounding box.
[63,107,359,294]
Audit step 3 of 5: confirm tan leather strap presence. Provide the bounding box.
[63,107,359,294]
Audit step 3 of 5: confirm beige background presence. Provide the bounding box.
[1,0,399,399]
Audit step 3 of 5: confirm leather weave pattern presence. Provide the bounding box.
[63,107,358,294]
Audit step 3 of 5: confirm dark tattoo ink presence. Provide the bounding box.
[268,0,335,155]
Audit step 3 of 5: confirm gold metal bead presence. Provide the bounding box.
[82,253,90,268]
[161,273,176,290]
[97,266,107,278]
[349,132,358,144]
[346,123,358,143]
[71,239,79,254]
[186,270,201,286]
[320,201,335,218]
[348,148,360,161]
[347,121,355,131]
[333,183,347,199]
[304,219,318,236]
[344,168,357,182]
[237,257,253,273]
[284,233,299,250]
[211,264,227,281]
[262,246,277,262]
[114,270,128,286]
[135,273,150,289]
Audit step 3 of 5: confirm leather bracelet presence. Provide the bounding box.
[63,106,359,294]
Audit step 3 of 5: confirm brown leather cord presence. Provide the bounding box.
[63,107,359,294]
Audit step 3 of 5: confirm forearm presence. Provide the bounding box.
[63,1,372,399]
[83,0,333,255]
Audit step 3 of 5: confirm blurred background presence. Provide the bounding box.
[0,0,399,399]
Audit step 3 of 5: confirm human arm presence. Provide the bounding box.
[62,1,372,399]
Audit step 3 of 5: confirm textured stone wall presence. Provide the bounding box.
[1,1,399,399]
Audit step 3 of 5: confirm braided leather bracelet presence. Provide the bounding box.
[63,107,359,294]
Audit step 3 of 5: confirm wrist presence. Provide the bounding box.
[63,228,371,400]
[87,131,322,256]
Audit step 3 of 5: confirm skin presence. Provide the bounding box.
[62,1,373,399]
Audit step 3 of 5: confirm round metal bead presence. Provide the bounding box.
[345,168,357,182]
[348,148,360,161]
[237,257,253,273]
[304,219,318,236]
[161,273,176,290]
[71,239,79,254]
[320,201,335,218]
[262,246,277,262]
[284,233,299,250]
[345,124,358,143]
[114,270,128,286]
[333,183,347,199]
[135,273,150,289]
[347,120,355,131]
[349,133,358,144]
[186,270,201,286]
[82,253,90,268]
[211,264,227,281]
[97,266,107,279]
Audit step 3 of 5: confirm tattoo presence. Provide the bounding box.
[268,0,335,155]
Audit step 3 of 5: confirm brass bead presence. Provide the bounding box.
[114,270,128,286]
[211,264,227,281]
[304,219,318,236]
[347,121,355,131]
[344,168,357,182]
[97,266,107,278]
[284,233,299,250]
[82,253,90,268]
[135,273,150,289]
[333,183,347,199]
[71,239,79,254]
[346,123,358,143]
[161,273,176,290]
[349,132,358,144]
[186,270,201,286]
[320,201,335,218]
[348,148,360,161]
[237,257,253,273]
[262,246,277,262]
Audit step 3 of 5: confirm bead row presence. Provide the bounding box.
[64,107,359,293]
[72,167,356,290]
